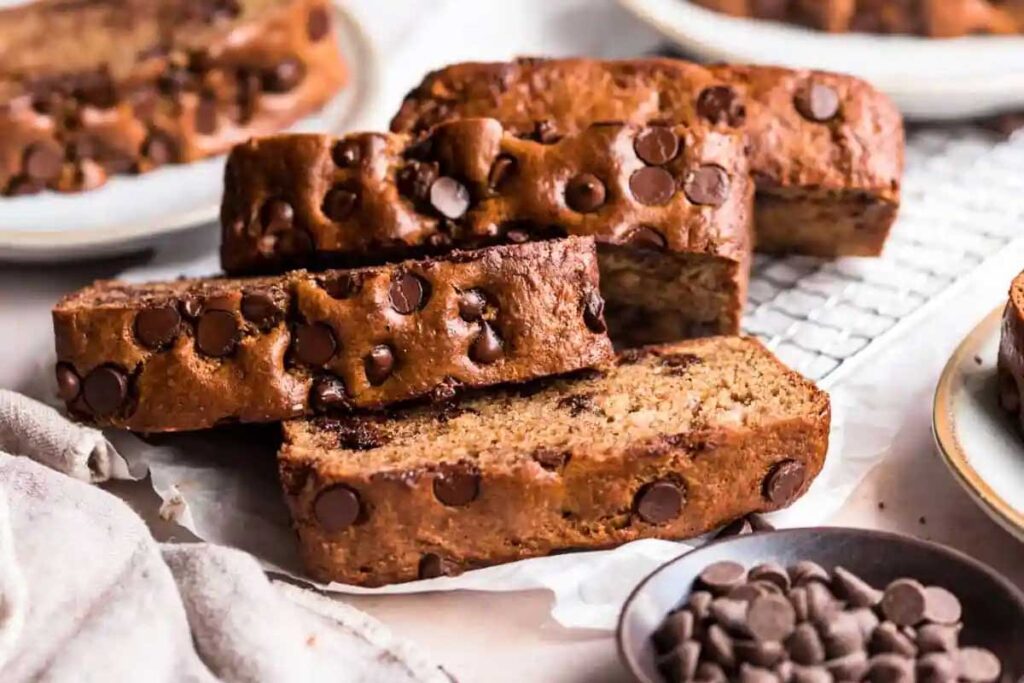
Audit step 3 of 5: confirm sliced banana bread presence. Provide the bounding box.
[1,0,346,195]
[998,270,1024,431]
[279,337,831,587]
[390,57,903,257]
[52,238,613,432]
[220,118,753,345]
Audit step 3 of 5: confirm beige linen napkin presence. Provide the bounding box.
[0,391,450,682]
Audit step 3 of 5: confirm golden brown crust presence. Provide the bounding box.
[51,238,614,432]
[692,0,1024,37]
[389,57,904,257]
[279,337,832,587]
[219,118,753,272]
[0,0,346,196]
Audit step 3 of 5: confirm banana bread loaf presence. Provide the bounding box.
[0,0,346,196]
[279,337,831,587]
[691,0,1024,37]
[220,118,753,345]
[998,270,1024,432]
[390,57,904,258]
[52,238,613,432]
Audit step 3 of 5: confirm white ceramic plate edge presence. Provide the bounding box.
[932,304,1024,542]
[0,3,383,261]
[617,0,1024,119]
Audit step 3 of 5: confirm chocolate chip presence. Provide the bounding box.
[730,583,769,603]
[565,173,606,213]
[275,229,314,257]
[365,345,395,385]
[322,186,358,220]
[623,226,667,250]
[419,553,460,579]
[763,459,807,505]
[180,295,203,320]
[629,166,676,206]
[294,322,337,366]
[789,560,829,586]
[916,623,959,653]
[398,161,438,203]
[470,323,503,364]
[832,566,882,608]
[448,291,484,326]
[658,641,701,683]
[699,561,747,595]
[747,594,796,642]
[749,563,789,592]
[711,597,749,634]
[851,607,880,640]
[582,290,606,333]
[23,143,63,182]
[788,623,825,665]
[240,292,282,330]
[917,653,957,683]
[634,127,680,166]
[196,310,239,357]
[311,376,349,412]
[331,138,361,167]
[697,86,746,127]
[143,131,178,166]
[262,58,305,93]
[487,154,516,191]
[735,639,785,668]
[824,652,868,681]
[881,579,927,627]
[429,176,470,219]
[795,83,840,122]
[323,273,362,300]
[738,664,777,683]
[389,272,428,314]
[653,610,695,653]
[696,662,727,683]
[684,165,731,206]
[307,4,330,41]
[635,480,684,524]
[433,468,479,506]
[922,586,961,625]
[195,95,218,134]
[820,612,864,657]
[870,622,917,657]
[55,363,81,401]
[82,365,128,417]
[313,484,360,532]
[956,648,1001,682]
[788,587,809,622]
[705,624,736,668]
[532,447,570,470]
[134,305,181,349]
[688,590,713,620]
[867,654,913,683]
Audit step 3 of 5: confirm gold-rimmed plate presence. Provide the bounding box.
[933,304,1024,542]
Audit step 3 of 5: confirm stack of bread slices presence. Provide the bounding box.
[53,57,905,586]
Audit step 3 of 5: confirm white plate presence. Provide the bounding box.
[933,305,1024,542]
[618,0,1024,120]
[0,3,383,262]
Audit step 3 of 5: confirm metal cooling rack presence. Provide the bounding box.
[743,127,1024,389]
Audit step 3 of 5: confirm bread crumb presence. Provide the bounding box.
[974,355,983,365]
[877,501,885,510]
[306,634,317,647]
[918,516,927,525]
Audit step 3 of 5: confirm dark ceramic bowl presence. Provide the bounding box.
[617,527,1024,682]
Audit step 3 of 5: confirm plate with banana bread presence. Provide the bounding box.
[0,0,380,261]
[619,0,1024,119]
[933,294,1024,543]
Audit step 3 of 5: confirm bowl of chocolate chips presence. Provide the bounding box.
[617,527,1024,682]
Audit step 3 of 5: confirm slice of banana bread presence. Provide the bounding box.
[220,118,753,345]
[0,0,346,195]
[998,270,1024,431]
[389,57,903,257]
[279,337,831,587]
[52,238,613,432]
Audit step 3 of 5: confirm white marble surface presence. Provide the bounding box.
[3,1,1024,680]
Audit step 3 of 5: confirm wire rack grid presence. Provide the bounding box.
[743,127,1024,389]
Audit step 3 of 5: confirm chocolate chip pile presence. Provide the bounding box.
[651,560,1004,682]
